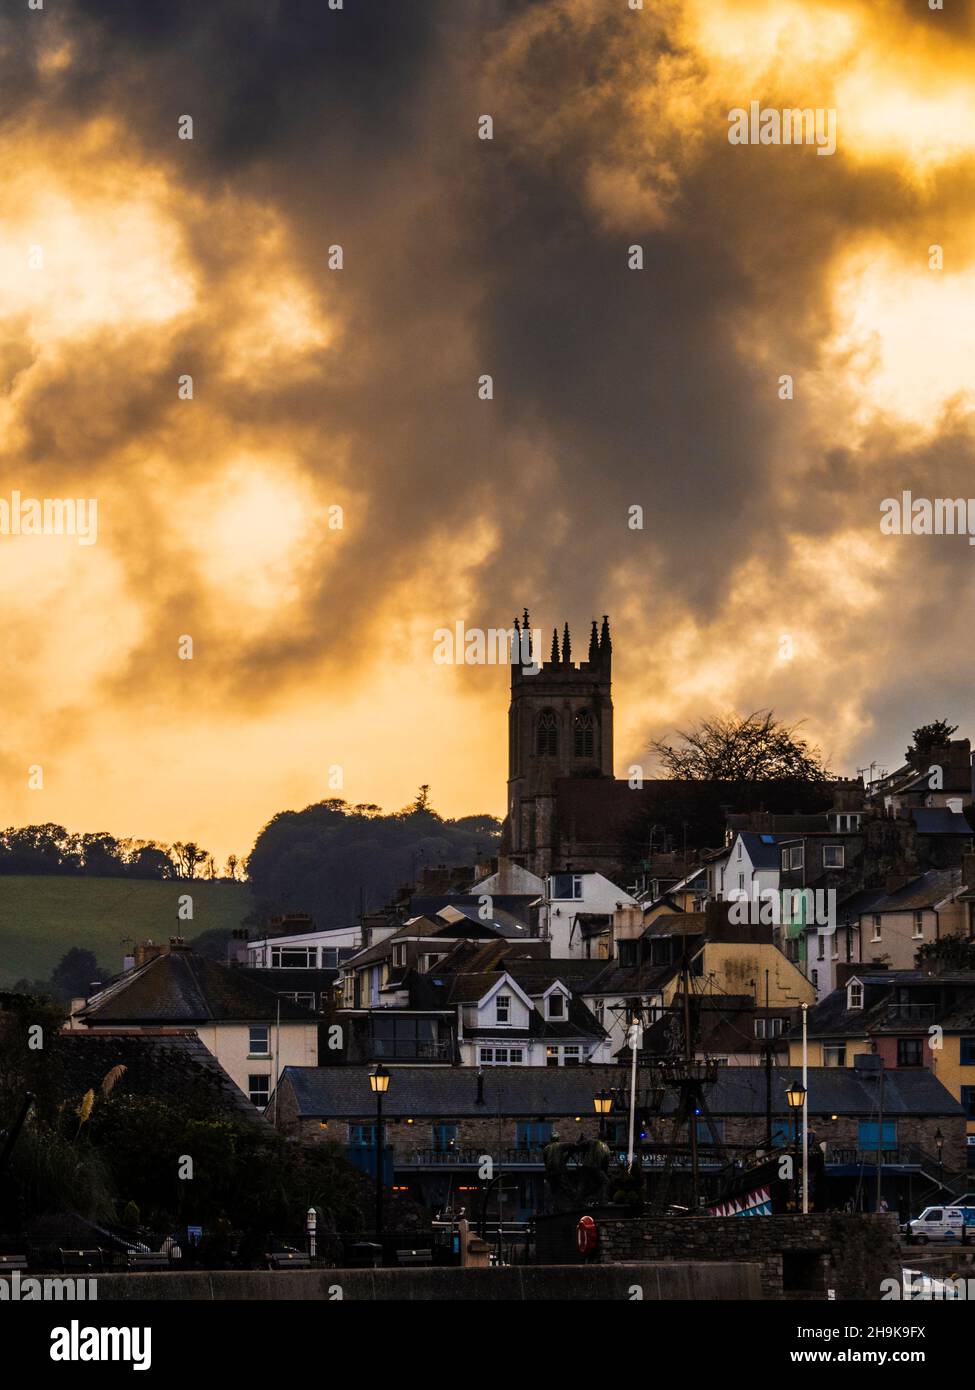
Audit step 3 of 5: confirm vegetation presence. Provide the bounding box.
[0,876,253,988]
[650,710,831,783]
[246,789,500,928]
[915,934,975,972]
[908,720,959,758]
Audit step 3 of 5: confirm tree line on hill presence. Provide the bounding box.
[0,825,243,881]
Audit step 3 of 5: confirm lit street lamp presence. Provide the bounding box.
[369,1064,390,1258]
[593,1089,613,1139]
[786,1082,806,1213]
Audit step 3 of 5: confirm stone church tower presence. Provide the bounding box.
[501,611,614,876]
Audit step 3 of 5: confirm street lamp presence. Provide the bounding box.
[786,1083,806,1213]
[593,1089,613,1139]
[369,1064,390,1256]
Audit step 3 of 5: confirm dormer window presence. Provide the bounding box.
[736,842,742,860]
[848,980,863,1011]
[495,993,510,1026]
[547,992,565,1020]
[392,944,407,969]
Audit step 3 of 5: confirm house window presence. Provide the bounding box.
[737,842,742,860]
[789,846,804,870]
[781,848,789,871]
[871,916,882,942]
[515,1122,554,1151]
[823,845,844,869]
[536,710,559,757]
[551,873,583,900]
[755,1019,766,1039]
[270,946,318,968]
[495,993,511,1025]
[897,1038,923,1068]
[392,943,408,969]
[547,993,565,1019]
[287,992,316,1009]
[738,873,745,891]
[432,1123,458,1152]
[858,1120,896,1152]
[591,998,604,1025]
[349,1124,379,1147]
[848,982,863,1010]
[322,948,339,968]
[912,912,924,939]
[960,1086,975,1120]
[823,1044,846,1067]
[573,710,595,759]
[372,1016,441,1060]
[249,1026,270,1056]
[563,1046,581,1066]
[960,1037,975,1066]
[248,1074,270,1108]
[478,1047,524,1065]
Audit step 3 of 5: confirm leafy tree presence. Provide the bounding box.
[49,948,111,1001]
[908,720,959,759]
[650,710,830,783]
[915,934,975,972]
[169,841,210,880]
[247,794,501,928]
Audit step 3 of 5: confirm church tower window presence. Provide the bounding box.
[573,709,595,759]
[536,709,559,757]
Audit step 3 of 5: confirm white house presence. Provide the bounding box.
[536,871,639,959]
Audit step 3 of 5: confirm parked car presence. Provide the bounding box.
[902,1206,975,1243]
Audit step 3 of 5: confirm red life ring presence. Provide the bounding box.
[577,1214,598,1256]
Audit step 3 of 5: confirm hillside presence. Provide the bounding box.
[0,876,254,987]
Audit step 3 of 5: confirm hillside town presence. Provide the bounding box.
[6,617,975,1304]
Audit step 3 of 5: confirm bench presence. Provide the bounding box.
[267,1252,312,1270]
[396,1248,433,1267]
[126,1252,171,1271]
[59,1248,104,1273]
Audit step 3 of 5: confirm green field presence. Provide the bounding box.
[0,876,255,987]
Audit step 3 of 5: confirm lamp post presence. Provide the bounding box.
[935,1127,944,1191]
[369,1064,390,1257]
[594,1089,613,1140]
[786,1082,806,1213]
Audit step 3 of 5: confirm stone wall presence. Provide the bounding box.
[535,1211,902,1300]
[34,1262,763,1301]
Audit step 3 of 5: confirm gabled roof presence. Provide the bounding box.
[75,950,316,1024]
[737,831,791,869]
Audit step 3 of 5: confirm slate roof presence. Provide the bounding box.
[911,808,973,836]
[54,1029,265,1122]
[75,950,317,1024]
[278,1062,962,1119]
[738,831,791,869]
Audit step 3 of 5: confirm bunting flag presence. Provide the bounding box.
[707,1186,772,1217]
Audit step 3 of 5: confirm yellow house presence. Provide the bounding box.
[69,943,320,1110]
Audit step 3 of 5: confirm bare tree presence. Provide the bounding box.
[650,710,830,783]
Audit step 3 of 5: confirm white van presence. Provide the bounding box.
[905,1206,975,1243]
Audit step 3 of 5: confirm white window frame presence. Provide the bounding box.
[823,844,844,869]
[495,993,511,1026]
[248,1025,270,1056]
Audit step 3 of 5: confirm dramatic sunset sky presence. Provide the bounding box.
[1,0,974,862]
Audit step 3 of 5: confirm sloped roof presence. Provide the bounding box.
[279,1063,961,1119]
[911,808,973,836]
[76,950,316,1024]
[54,1029,265,1122]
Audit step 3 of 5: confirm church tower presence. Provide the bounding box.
[501,611,614,875]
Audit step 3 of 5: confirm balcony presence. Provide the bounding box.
[402,1147,547,1168]
[369,1040,453,1062]
[825,1144,922,1168]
